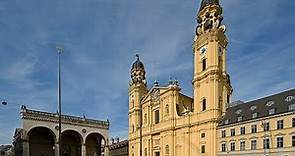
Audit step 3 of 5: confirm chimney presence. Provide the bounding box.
[115,137,120,143]
[110,138,114,144]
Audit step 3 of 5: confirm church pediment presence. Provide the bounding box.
[141,86,170,104]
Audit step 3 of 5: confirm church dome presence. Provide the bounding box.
[199,0,220,11]
[131,54,145,70]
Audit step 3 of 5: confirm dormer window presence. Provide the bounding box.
[235,109,242,115]
[266,101,275,107]
[250,106,257,111]
[252,112,258,119]
[225,119,229,124]
[237,116,243,122]
[269,108,276,115]
[285,96,295,102]
[289,104,295,111]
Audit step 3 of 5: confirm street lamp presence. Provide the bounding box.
[56,45,63,156]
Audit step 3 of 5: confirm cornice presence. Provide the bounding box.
[193,29,228,50]
[22,109,109,129]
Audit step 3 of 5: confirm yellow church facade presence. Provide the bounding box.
[128,0,295,156]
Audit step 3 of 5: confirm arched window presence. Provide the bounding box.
[201,145,206,153]
[165,104,169,115]
[165,145,169,155]
[202,99,207,111]
[202,59,207,71]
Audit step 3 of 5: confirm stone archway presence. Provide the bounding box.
[85,133,106,156]
[28,127,55,156]
[61,130,82,156]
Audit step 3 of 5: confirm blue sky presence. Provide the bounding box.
[0,0,295,144]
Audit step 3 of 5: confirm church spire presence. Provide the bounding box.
[192,1,232,154]
[193,0,232,115]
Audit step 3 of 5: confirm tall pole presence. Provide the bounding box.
[57,46,63,156]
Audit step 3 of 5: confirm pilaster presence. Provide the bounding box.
[54,143,59,156]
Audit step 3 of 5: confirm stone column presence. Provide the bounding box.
[54,143,59,156]
[104,145,109,156]
[81,144,86,156]
[22,140,29,156]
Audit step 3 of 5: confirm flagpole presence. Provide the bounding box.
[56,46,63,156]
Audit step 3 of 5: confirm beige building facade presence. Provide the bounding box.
[128,0,295,156]
[218,90,295,156]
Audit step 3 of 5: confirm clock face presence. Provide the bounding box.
[200,45,207,55]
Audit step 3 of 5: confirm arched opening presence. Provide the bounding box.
[202,98,207,111]
[28,127,55,156]
[85,133,106,156]
[202,58,207,71]
[61,130,82,156]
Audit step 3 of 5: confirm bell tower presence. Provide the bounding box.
[192,0,232,155]
[193,0,232,116]
[128,54,147,156]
